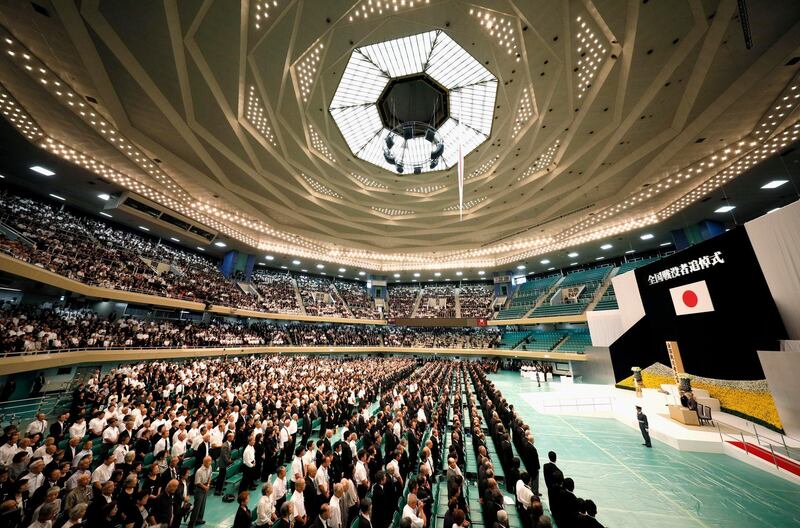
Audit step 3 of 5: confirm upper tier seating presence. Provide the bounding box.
[530,266,611,317]
[458,284,494,318]
[557,329,593,353]
[416,285,456,318]
[334,280,381,319]
[387,285,419,318]
[251,270,302,314]
[296,275,350,317]
[498,331,531,349]
[519,331,565,351]
[594,256,662,311]
[496,275,560,319]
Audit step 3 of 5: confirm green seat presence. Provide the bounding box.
[351,517,362,528]
[181,457,196,469]
[143,453,154,467]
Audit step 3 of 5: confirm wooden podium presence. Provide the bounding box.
[668,404,700,426]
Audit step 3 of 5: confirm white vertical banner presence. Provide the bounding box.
[457,143,464,221]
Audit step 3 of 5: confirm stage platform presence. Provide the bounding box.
[489,371,800,528]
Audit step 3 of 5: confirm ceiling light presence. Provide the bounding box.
[714,205,736,213]
[595,256,605,260]
[412,279,417,282]
[337,268,346,273]
[293,260,301,265]
[434,272,441,277]
[316,264,324,269]
[540,259,550,264]
[30,165,55,176]
[428,279,433,282]
[338,274,343,278]
[761,180,788,189]
[301,269,308,272]
[358,271,366,276]
[99,212,113,218]
[258,262,265,266]
[265,255,275,261]
[547,267,555,271]
[625,249,635,254]
[0,174,5,179]
[48,193,65,201]
[413,272,420,277]
[600,244,612,250]
[393,273,401,278]
[478,270,485,275]
[214,241,227,247]
[321,272,327,275]
[659,242,672,247]
[640,233,654,240]
[137,226,149,231]
[280,266,288,269]
[197,246,205,251]
[97,193,111,201]
[456,271,463,276]
[170,237,181,242]
[567,252,579,258]
[569,262,578,266]
[517,265,526,270]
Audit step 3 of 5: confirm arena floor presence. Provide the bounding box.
[489,371,800,528]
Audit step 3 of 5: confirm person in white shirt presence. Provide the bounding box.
[241,436,256,493]
[291,446,305,483]
[328,483,344,528]
[171,432,187,459]
[101,418,120,448]
[515,473,535,510]
[88,413,105,437]
[22,459,46,496]
[91,454,115,489]
[354,450,370,498]
[255,482,276,527]
[69,418,86,440]
[271,466,287,509]
[315,456,331,499]
[0,432,20,466]
[26,413,48,437]
[113,436,132,465]
[289,478,307,527]
[402,494,426,528]
[153,430,171,457]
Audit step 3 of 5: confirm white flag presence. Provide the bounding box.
[669,280,715,316]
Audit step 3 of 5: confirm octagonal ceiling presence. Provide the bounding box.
[0,0,799,272]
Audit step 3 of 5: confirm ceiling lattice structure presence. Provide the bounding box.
[0,0,799,272]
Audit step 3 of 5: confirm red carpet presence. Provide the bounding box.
[727,440,800,476]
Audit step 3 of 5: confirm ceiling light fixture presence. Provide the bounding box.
[265,255,274,260]
[99,212,113,218]
[138,226,150,231]
[197,246,205,251]
[567,252,579,258]
[659,242,672,247]
[761,180,788,189]
[517,265,526,270]
[434,272,441,277]
[640,233,654,240]
[595,256,605,260]
[97,193,111,201]
[293,260,301,265]
[170,237,181,242]
[714,205,736,213]
[478,270,485,275]
[625,249,635,254]
[214,241,227,247]
[30,165,55,176]
[393,273,401,278]
[456,271,463,276]
[338,268,346,272]
[316,264,325,269]
[540,259,550,264]
[413,272,420,277]
[48,193,65,201]
[358,271,366,276]
[600,244,613,250]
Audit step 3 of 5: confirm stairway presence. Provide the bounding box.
[454,288,462,318]
[330,284,353,317]
[291,278,307,315]
[588,267,619,310]
[237,281,261,300]
[410,288,424,317]
[524,276,565,317]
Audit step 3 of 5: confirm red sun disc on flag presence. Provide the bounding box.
[682,290,698,308]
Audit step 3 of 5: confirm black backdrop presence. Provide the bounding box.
[609,227,787,381]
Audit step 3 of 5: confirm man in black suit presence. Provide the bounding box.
[63,436,81,466]
[542,452,560,490]
[152,479,180,528]
[358,498,373,528]
[49,412,68,442]
[215,432,233,496]
[309,503,331,528]
[195,433,211,468]
[304,464,320,522]
[636,406,652,448]
[522,433,540,496]
[371,471,389,528]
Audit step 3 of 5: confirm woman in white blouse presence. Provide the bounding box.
[256,482,276,526]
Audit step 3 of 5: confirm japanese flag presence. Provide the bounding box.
[669,280,714,316]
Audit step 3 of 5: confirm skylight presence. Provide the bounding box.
[330,30,497,173]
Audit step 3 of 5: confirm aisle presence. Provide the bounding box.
[489,371,800,528]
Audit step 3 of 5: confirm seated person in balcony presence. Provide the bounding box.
[680,391,697,411]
